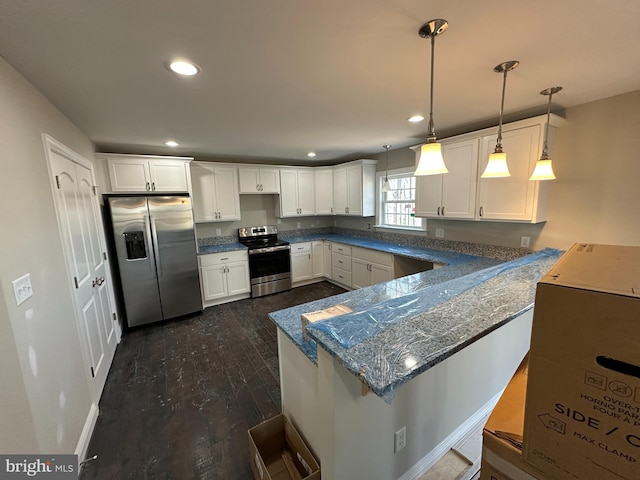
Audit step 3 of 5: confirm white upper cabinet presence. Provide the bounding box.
[100,154,192,193]
[190,162,241,222]
[415,138,479,219]
[413,114,562,224]
[314,167,334,215]
[476,122,549,223]
[238,166,280,193]
[333,159,377,216]
[277,168,316,217]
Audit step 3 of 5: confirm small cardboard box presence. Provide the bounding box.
[481,354,550,480]
[248,413,320,480]
[523,243,640,480]
[301,304,351,341]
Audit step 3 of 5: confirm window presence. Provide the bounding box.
[377,168,425,231]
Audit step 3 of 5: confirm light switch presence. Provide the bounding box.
[12,273,33,306]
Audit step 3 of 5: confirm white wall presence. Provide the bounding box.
[0,57,95,453]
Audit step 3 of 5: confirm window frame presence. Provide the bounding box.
[376,167,426,232]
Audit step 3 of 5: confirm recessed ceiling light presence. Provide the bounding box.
[408,115,425,123]
[168,60,200,76]
[307,152,317,158]
[164,140,179,147]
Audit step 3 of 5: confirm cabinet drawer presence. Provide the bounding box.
[332,252,351,271]
[199,249,247,267]
[351,246,393,267]
[332,243,351,256]
[332,266,352,287]
[290,242,311,254]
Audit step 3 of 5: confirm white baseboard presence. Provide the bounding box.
[397,389,504,480]
[75,402,98,463]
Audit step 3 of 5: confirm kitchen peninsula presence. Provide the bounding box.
[268,242,562,480]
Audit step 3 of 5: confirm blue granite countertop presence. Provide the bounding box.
[281,233,479,266]
[269,248,563,403]
[198,242,246,255]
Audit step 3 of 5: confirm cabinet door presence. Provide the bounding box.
[148,159,189,192]
[291,252,313,282]
[333,167,348,214]
[346,164,363,216]
[279,169,300,217]
[315,168,334,215]
[312,241,324,278]
[415,174,443,218]
[108,158,150,192]
[477,125,541,221]
[370,263,393,285]
[238,168,261,193]
[258,168,280,193]
[200,265,228,301]
[297,169,316,216]
[351,257,371,289]
[225,261,250,296]
[191,163,217,222]
[442,139,478,219]
[213,166,241,221]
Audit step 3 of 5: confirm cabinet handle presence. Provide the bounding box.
[479,206,484,217]
[146,182,150,191]
[152,182,156,191]
[331,207,333,214]
[308,254,311,260]
[441,206,445,216]
[437,206,440,216]
[221,257,229,261]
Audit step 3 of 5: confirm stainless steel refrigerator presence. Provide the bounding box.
[107,195,202,327]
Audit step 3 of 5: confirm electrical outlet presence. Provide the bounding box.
[394,426,406,453]
[435,228,445,238]
[520,236,531,248]
[12,273,33,306]
[296,222,301,229]
[215,228,222,236]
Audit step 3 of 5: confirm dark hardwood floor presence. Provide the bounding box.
[80,281,346,480]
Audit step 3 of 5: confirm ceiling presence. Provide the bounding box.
[1,0,639,164]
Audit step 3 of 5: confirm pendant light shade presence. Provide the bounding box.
[529,86,562,181]
[382,145,392,192]
[414,19,448,176]
[481,60,519,178]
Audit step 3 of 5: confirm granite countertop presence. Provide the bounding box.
[198,242,246,255]
[269,247,563,403]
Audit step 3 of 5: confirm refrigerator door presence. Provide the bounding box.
[148,196,202,320]
[109,196,163,327]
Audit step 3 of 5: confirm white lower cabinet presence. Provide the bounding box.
[331,243,353,287]
[291,242,313,283]
[312,241,324,278]
[351,246,394,289]
[323,241,333,280]
[199,250,250,306]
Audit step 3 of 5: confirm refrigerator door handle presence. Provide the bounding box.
[144,214,157,276]
[149,214,162,278]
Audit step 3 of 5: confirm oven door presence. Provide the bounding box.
[248,246,291,296]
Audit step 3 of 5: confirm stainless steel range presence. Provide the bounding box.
[238,225,291,298]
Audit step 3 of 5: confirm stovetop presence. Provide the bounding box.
[239,238,290,249]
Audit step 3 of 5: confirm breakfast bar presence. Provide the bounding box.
[269,247,562,480]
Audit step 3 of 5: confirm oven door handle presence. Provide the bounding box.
[248,245,291,255]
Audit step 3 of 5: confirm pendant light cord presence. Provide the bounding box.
[496,68,508,151]
[427,34,436,142]
[541,93,552,159]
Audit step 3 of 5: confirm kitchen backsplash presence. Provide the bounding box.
[198,226,528,260]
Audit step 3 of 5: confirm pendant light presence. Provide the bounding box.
[382,145,392,192]
[414,19,448,176]
[529,86,562,181]
[481,60,519,178]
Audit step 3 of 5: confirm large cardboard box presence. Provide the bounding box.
[248,413,320,480]
[481,354,549,480]
[301,304,351,341]
[523,243,640,480]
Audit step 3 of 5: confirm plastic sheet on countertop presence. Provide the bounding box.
[307,248,562,349]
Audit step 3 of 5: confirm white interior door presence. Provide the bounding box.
[45,135,118,400]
